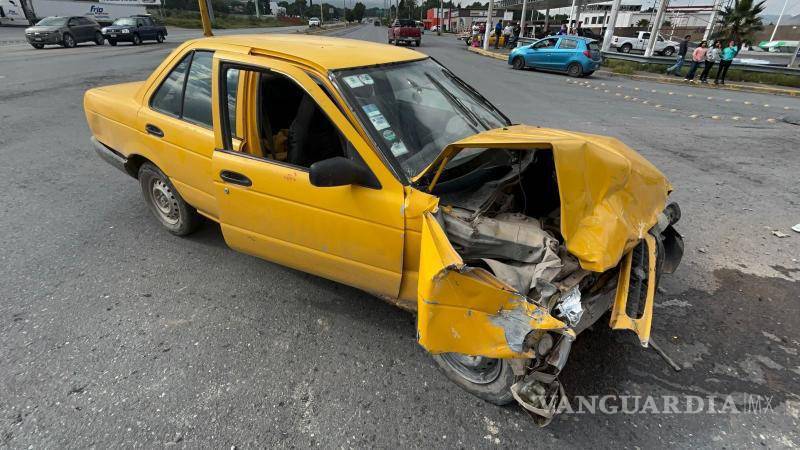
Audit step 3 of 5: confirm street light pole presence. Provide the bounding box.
[520,0,527,39]
[769,0,789,42]
[482,0,494,49]
[644,0,668,57]
[703,0,723,41]
[601,0,622,52]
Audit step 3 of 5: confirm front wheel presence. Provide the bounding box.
[62,33,76,48]
[132,33,141,45]
[156,32,164,43]
[432,353,517,405]
[31,43,44,49]
[138,163,200,236]
[512,56,525,70]
[662,46,675,57]
[567,62,584,77]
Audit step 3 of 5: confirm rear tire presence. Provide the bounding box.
[512,56,525,70]
[62,33,76,48]
[156,32,165,43]
[620,43,632,53]
[94,31,104,45]
[567,62,583,77]
[432,353,516,405]
[138,163,200,236]
[415,40,421,47]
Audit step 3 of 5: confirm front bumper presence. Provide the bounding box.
[103,32,133,41]
[26,34,61,45]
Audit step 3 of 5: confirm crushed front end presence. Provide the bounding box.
[413,125,684,424]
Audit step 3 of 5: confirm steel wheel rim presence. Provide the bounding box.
[439,353,502,385]
[65,35,74,46]
[150,179,180,225]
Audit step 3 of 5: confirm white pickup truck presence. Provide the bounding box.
[611,31,679,56]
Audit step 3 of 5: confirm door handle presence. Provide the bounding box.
[219,170,252,187]
[145,123,164,138]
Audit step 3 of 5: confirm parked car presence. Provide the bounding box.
[102,15,167,46]
[24,15,103,49]
[509,35,602,77]
[308,17,320,27]
[85,31,683,423]
[388,18,421,46]
[611,31,679,56]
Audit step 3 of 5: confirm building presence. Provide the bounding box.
[425,7,515,32]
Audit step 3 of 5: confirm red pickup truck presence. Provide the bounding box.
[388,19,421,47]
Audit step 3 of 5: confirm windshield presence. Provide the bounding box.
[113,18,137,26]
[333,58,509,178]
[36,17,67,26]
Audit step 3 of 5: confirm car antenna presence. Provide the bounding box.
[198,0,214,37]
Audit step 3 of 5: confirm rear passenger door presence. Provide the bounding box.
[554,37,578,70]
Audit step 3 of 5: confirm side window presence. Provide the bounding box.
[558,39,578,49]
[151,53,192,117]
[182,51,213,127]
[642,33,651,40]
[137,19,144,27]
[220,65,348,169]
[68,18,77,26]
[534,37,557,49]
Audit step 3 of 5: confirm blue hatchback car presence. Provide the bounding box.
[508,35,602,77]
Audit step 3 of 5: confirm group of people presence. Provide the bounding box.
[556,21,586,36]
[471,20,521,49]
[666,34,739,85]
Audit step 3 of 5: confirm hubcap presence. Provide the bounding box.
[150,179,180,225]
[439,353,502,384]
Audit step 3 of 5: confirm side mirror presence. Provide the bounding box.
[309,157,380,189]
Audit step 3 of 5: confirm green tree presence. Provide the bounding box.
[717,0,765,43]
[636,18,650,28]
[353,2,366,21]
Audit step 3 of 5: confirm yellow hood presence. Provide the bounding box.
[417,125,672,272]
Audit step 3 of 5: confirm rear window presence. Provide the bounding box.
[589,42,601,52]
[396,19,415,27]
[558,39,578,50]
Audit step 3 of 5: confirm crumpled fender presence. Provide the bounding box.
[414,125,671,273]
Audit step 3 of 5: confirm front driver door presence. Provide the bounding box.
[525,37,558,69]
[209,52,406,298]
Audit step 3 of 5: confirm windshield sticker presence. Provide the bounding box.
[361,104,381,118]
[381,129,396,141]
[390,142,409,157]
[369,114,390,131]
[358,74,374,85]
[343,75,364,88]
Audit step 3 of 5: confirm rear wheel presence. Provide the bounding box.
[62,33,76,48]
[94,31,104,45]
[415,40,421,47]
[132,33,141,45]
[567,62,583,77]
[156,31,165,43]
[512,56,525,70]
[620,43,632,53]
[432,353,516,405]
[138,163,200,236]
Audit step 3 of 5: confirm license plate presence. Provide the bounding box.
[110,34,117,37]
[35,37,42,41]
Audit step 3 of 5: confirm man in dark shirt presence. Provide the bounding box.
[666,35,692,76]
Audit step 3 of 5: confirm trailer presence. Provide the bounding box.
[0,0,149,26]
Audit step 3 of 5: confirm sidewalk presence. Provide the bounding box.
[467,46,800,98]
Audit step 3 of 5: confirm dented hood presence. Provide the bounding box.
[417,125,672,272]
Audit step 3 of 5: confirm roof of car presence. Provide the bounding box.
[197,34,426,71]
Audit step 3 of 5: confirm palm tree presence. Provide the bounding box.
[716,0,766,43]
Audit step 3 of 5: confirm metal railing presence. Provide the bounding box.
[602,52,800,76]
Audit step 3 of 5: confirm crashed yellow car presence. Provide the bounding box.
[84,33,683,422]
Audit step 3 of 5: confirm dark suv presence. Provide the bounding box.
[102,15,168,46]
[25,16,104,49]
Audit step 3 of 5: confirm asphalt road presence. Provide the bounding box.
[1,24,799,448]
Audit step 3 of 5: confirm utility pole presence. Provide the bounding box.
[644,0,668,57]
[568,0,577,31]
[703,0,723,41]
[601,0,621,52]
[254,0,260,18]
[769,0,789,42]
[437,0,442,35]
[482,0,494,49]
[519,0,527,38]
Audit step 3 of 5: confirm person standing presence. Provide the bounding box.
[715,40,739,85]
[666,34,691,76]
[493,20,502,49]
[557,23,567,35]
[685,40,708,82]
[502,22,513,47]
[700,41,721,83]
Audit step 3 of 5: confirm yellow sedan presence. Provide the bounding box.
[84,32,683,422]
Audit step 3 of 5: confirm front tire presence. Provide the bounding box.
[567,62,583,77]
[138,163,200,236]
[62,33,76,48]
[662,46,675,57]
[432,353,516,405]
[132,33,141,45]
[512,56,525,70]
[31,43,44,49]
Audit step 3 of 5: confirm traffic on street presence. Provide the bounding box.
[1,7,799,447]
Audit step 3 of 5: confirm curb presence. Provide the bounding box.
[299,23,350,35]
[467,46,799,98]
